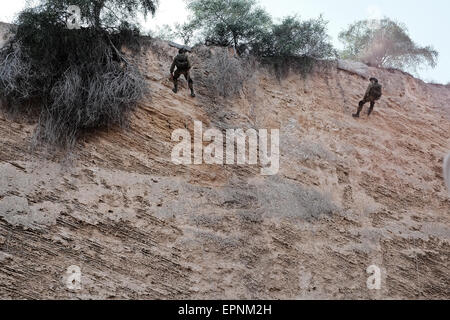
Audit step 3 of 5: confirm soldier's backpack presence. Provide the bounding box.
[175,54,189,70]
[370,83,382,100]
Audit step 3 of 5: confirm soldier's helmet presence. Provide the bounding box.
[370,77,378,83]
[179,48,187,54]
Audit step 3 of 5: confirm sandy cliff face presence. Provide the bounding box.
[0,39,449,299]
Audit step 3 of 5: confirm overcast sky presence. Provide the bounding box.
[1,0,449,84]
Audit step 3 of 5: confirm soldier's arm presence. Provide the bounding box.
[187,56,192,70]
[170,59,176,74]
[364,84,372,97]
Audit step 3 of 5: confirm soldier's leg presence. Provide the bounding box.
[367,101,375,116]
[184,71,195,97]
[353,99,367,118]
[172,70,181,93]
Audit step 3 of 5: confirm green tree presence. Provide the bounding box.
[41,0,158,29]
[252,15,335,58]
[174,22,196,45]
[151,24,177,41]
[185,0,272,51]
[339,18,438,72]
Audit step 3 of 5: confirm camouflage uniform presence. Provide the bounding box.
[170,50,195,97]
[353,78,382,118]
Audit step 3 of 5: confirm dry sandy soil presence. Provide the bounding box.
[0,38,449,299]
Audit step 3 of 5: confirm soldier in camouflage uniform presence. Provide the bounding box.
[170,48,195,97]
[353,77,382,118]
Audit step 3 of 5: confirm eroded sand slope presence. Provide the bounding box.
[0,39,449,299]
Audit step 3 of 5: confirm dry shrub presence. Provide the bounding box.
[33,63,146,148]
[0,43,35,103]
[0,8,147,149]
[196,46,256,98]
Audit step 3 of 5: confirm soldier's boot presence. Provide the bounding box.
[189,79,195,97]
[367,102,375,116]
[172,81,178,94]
[353,101,364,118]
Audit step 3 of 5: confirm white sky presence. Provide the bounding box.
[1,0,449,84]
